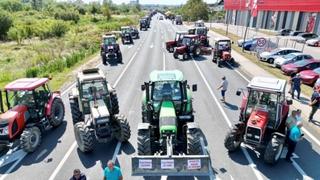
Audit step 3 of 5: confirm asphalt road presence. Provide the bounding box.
[0,14,319,180]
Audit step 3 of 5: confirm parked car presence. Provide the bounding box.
[306,38,320,46]
[258,48,301,64]
[273,53,313,68]
[299,67,320,86]
[243,39,257,51]
[296,33,319,43]
[289,31,304,36]
[277,29,292,36]
[281,59,320,75]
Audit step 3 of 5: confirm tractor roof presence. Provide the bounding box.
[215,37,231,42]
[176,31,188,34]
[121,26,130,29]
[5,78,49,91]
[103,34,116,39]
[248,77,286,93]
[150,70,184,82]
[184,34,198,38]
[78,68,106,82]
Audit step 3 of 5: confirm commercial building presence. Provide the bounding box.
[224,0,320,34]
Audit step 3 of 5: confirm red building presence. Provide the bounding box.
[224,0,320,34]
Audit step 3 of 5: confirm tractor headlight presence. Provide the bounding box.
[254,135,260,140]
[0,126,9,135]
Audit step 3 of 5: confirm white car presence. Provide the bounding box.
[258,47,301,64]
[306,38,320,46]
[273,53,313,68]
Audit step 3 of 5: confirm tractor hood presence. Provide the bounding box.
[159,101,177,135]
[90,99,110,125]
[247,108,268,130]
[175,45,187,54]
[0,105,28,126]
[166,40,175,46]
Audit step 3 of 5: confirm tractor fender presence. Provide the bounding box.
[45,92,62,117]
[137,123,150,130]
[166,40,176,48]
[175,45,187,54]
[187,122,199,130]
[271,132,286,143]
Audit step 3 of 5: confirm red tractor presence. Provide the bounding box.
[173,35,212,60]
[188,27,210,47]
[212,37,235,67]
[224,77,293,164]
[0,78,65,153]
[165,31,188,53]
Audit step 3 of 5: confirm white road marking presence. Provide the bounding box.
[0,150,27,168]
[112,142,122,162]
[35,149,48,161]
[162,42,165,49]
[163,52,166,70]
[0,152,26,180]
[292,159,313,180]
[301,127,320,147]
[150,43,154,49]
[192,60,263,180]
[113,51,137,87]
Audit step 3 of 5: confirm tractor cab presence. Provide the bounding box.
[121,26,131,34]
[165,31,188,53]
[102,35,117,45]
[194,20,205,27]
[213,37,235,67]
[189,27,209,46]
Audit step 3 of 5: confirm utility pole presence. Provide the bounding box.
[242,10,251,52]
[226,10,229,35]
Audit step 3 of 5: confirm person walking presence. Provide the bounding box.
[285,121,303,163]
[103,160,123,180]
[309,88,320,122]
[217,76,228,102]
[291,73,301,99]
[286,110,297,131]
[288,73,296,94]
[70,169,87,180]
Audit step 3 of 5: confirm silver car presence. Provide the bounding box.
[273,53,313,68]
[258,48,301,64]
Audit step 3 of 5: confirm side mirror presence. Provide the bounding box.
[231,41,234,44]
[236,90,241,96]
[141,84,146,91]
[286,96,293,105]
[192,84,197,92]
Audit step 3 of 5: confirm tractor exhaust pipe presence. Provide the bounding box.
[0,90,4,113]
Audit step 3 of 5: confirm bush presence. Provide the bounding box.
[0,0,23,12]
[54,11,80,23]
[7,26,26,45]
[51,21,69,38]
[26,67,40,77]
[0,11,13,39]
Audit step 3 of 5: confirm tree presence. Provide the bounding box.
[0,0,23,12]
[8,26,27,45]
[181,0,209,21]
[89,2,100,16]
[102,4,111,20]
[0,11,13,39]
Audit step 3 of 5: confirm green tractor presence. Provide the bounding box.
[132,70,210,176]
[69,68,130,153]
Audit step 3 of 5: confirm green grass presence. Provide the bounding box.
[211,27,313,96]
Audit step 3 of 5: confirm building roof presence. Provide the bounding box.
[5,78,49,91]
[149,70,184,82]
[248,77,286,93]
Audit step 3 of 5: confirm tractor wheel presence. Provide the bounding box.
[194,47,201,57]
[183,53,189,60]
[70,98,83,124]
[74,122,94,153]
[217,60,222,67]
[141,110,149,123]
[230,58,235,65]
[114,115,131,142]
[20,127,42,153]
[173,52,179,59]
[102,54,107,65]
[49,98,65,127]
[187,128,202,155]
[169,47,174,53]
[263,136,284,164]
[224,128,241,152]
[110,91,119,115]
[117,53,123,63]
[122,39,125,45]
[137,128,152,155]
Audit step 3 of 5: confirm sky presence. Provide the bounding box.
[83,0,218,5]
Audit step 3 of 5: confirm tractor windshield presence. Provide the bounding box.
[196,28,207,35]
[6,90,35,108]
[104,37,116,45]
[152,81,182,101]
[245,90,279,128]
[182,37,194,46]
[121,28,130,34]
[81,80,108,101]
[217,41,231,51]
[175,33,185,42]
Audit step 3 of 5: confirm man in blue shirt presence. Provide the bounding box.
[291,73,301,99]
[286,122,303,163]
[103,160,123,180]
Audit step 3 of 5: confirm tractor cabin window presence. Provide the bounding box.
[81,81,108,101]
[7,90,35,108]
[152,81,182,101]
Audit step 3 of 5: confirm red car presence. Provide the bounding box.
[299,67,320,85]
[281,59,320,76]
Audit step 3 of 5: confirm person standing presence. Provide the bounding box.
[286,110,297,131]
[309,88,320,122]
[286,122,303,163]
[314,77,320,89]
[217,76,228,102]
[103,160,123,180]
[291,73,301,99]
[70,169,87,180]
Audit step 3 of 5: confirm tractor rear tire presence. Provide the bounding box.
[74,122,94,153]
[70,97,83,124]
[263,136,284,165]
[173,52,178,59]
[110,91,119,115]
[114,115,131,142]
[169,47,174,53]
[118,53,123,63]
[224,128,241,152]
[187,129,202,155]
[194,47,201,57]
[102,55,107,65]
[137,128,152,155]
[49,98,65,127]
[20,127,42,153]
[183,53,189,60]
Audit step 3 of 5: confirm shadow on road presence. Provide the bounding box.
[223,102,239,111]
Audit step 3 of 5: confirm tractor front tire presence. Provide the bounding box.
[117,53,123,63]
[70,98,83,124]
[49,98,65,127]
[173,52,178,59]
[102,54,107,65]
[224,128,241,152]
[137,128,152,155]
[263,136,284,165]
[20,127,42,153]
[187,128,202,155]
[217,60,222,67]
[194,47,201,57]
[114,115,131,142]
[183,53,189,60]
[110,91,119,115]
[230,58,235,65]
[74,122,94,153]
[169,47,174,53]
